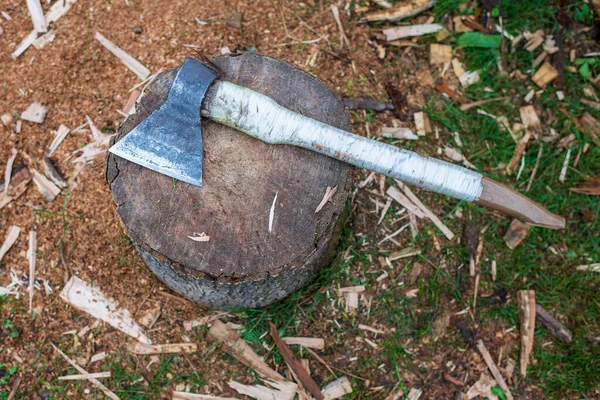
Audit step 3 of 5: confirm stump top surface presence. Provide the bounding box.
[108,54,352,282]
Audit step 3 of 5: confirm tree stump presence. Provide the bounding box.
[106,54,353,308]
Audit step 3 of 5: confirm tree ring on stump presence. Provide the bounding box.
[106,54,353,308]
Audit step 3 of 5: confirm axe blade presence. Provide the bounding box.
[109,57,218,187]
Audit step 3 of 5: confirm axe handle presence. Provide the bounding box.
[203,81,564,229]
[204,81,483,202]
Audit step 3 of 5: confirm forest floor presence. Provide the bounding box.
[0,0,599,399]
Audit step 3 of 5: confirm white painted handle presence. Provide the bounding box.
[205,81,483,202]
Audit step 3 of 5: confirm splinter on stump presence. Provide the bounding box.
[106,54,353,308]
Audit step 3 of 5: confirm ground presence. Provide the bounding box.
[0,0,599,399]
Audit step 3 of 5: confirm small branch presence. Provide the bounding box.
[476,340,514,400]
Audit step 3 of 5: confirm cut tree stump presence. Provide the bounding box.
[106,54,353,308]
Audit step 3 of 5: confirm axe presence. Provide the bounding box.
[110,57,564,229]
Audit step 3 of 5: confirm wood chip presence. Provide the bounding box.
[58,371,112,381]
[536,304,572,343]
[0,165,32,211]
[3,149,18,198]
[381,127,418,140]
[20,102,48,124]
[524,35,544,52]
[269,322,323,400]
[519,106,542,134]
[90,352,107,363]
[315,186,337,213]
[51,344,119,400]
[173,392,239,400]
[503,219,530,250]
[229,379,297,400]
[386,186,425,218]
[363,0,434,22]
[466,373,497,399]
[281,337,325,350]
[578,112,600,146]
[459,70,480,88]
[32,31,56,50]
[430,43,452,64]
[31,168,61,201]
[330,5,349,50]
[207,320,285,382]
[95,31,151,80]
[435,77,468,104]
[559,148,571,183]
[383,24,442,41]
[1,113,12,126]
[26,0,47,33]
[581,98,600,111]
[576,263,600,272]
[413,111,431,136]
[531,62,559,88]
[407,388,422,400]
[476,340,514,400]
[27,231,36,313]
[401,184,454,240]
[506,132,531,174]
[389,247,421,260]
[60,276,151,344]
[188,232,210,242]
[452,59,466,79]
[322,376,352,400]
[0,226,21,263]
[460,96,508,112]
[517,290,535,377]
[130,342,198,355]
[47,125,71,155]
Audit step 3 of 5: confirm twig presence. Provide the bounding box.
[526,144,543,192]
[3,149,18,198]
[536,304,572,343]
[28,231,37,313]
[460,96,509,112]
[269,322,324,400]
[58,372,112,381]
[304,347,366,381]
[476,340,514,400]
[517,290,536,377]
[330,5,349,50]
[0,226,21,263]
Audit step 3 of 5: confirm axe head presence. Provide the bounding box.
[109,57,218,187]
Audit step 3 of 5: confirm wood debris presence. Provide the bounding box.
[1,113,12,126]
[435,77,468,104]
[386,186,425,218]
[503,219,530,250]
[506,132,531,174]
[315,186,337,213]
[430,43,452,64]
[31,168,61,201]
[576,263,600,272]
[407,388,422,400]
[0,165,32,211]
[58,371,112,381]
[519,106,542,134]
[363,0,434,22]
[536,304,572,343]
[43,156,67,188]
[524,34,544,52]
[26,0,47,33]
[90,352,107,363]
[27,231,37,313]
[3,149,18,198]
[20,102,48,124]
[531,62,559,88]
[401,184,455,240]
[459,70,480,88]
[47,125,71,155]
[138,303,161,329]
[413,112,431,136]
[571,175,600,195]
[322,376,352,400]
[339,285,365,313]
[383,24,442,41]
[389,247,421,261]
[32,31,56,50]
[0,226,20,264]
[129,342,198,355]
[73,116,113,170]
[60,276,151,344]
[173,392,239,400]
[207,320,285,382]
[559,148,571,183]
[95,32,151,80]
[381,127,418,140]
[466,373,498,399]
[281,337,325,350]
[476,340,514,400]
[51,344,119,400]
[517,290,535,377]
[229,379,297,400]
[581,98,600,110]
[330,5,349,50]
[269,322,324,400]
[188,232,210,242]
[578,112,600,146]
[460,96,508,112]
